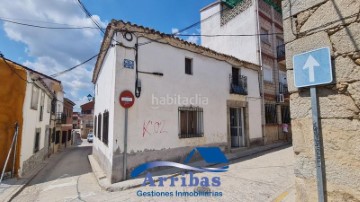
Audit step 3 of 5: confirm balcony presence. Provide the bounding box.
[279,82,289,94]
[230,74,248,95]
[277,44,286,62]
[56,113,67,124]
[85,123,94,128]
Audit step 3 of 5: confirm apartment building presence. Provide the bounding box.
[200,0,290,144]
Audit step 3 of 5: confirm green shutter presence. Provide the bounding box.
[222,0,243,8]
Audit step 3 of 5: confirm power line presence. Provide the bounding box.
[49,53,99,77]
[76,0,105,34]
[138,5,230,46]
[174,33,284,37]
[0,17,99,30]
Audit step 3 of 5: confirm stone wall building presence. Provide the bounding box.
[282,0,360,201]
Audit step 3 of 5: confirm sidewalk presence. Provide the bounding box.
[89,141,291,192]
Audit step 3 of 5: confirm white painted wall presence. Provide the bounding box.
[93,40,116,165]
[200,2,259,65]
[20,72,51,172]
[94,33,263,154]
[56,91,63,113]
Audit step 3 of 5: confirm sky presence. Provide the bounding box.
[0,0,215,111]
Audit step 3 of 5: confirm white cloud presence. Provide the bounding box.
[0,0,103,110]
[186,35,200,44]
[171,28,179,34]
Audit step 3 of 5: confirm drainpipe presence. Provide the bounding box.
[255,0,266,145]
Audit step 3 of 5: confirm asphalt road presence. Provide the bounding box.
[12,140,102,202]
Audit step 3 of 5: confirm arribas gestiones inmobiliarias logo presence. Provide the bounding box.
[132,147,229,198]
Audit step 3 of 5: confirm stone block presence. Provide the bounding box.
[331,22,360,54]
[286,31,332,70]
[290,89,359,119]
[286,70,298,93]
[283,17,297,43]
[295,177,318,202]
[293,118,360,201]
[348,81,360,108]
[334,56,360,82]
[300,0,359,33]
[282,0,327,19]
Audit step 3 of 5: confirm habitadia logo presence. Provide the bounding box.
[131,147,229,198]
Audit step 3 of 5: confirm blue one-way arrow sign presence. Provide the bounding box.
[293,47,332,88]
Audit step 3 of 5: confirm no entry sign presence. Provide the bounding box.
[119,90,135,108]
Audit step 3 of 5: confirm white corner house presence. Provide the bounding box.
[92,20,262,183]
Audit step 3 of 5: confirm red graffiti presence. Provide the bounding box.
[142,120,167,137]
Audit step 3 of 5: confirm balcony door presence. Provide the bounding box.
[230,108,245,148]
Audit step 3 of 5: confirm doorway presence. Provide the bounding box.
[230,108,245,148]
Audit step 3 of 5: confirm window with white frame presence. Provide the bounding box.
[263,65,273,82]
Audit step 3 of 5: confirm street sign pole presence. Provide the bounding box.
[123,108,128,180]
[310,87,325,202]
[119,90,135,181]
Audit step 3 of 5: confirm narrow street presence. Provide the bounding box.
[12,143,295,202]
[12,140,103,202]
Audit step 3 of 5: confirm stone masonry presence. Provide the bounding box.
[282,0,360,201]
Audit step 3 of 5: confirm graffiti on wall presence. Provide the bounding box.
[142,120,168,137]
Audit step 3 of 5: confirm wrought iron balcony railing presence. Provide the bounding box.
[55,112,67,124]
[230,74,248,95]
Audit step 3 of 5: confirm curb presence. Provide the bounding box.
[88,142,291,192]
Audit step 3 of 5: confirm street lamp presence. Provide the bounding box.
[87,94,93,101]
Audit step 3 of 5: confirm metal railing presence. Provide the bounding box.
[85,123,94,128]
[55,112,67,124]
[230,74,248,95]
[277,44,286,61]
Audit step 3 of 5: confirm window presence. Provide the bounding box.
[51,98,56,113]
[265,104,277,124]
[102,111,109,145]
[263,65,273,82]
[94,116,97,137]
[260,28,270,44]
[47,97,51,113]
[34,128,41,153]
[55,131,60,144]
[39,93,45,121]
[282,106,291,124]
[98,113,102,140]
[178,107,204,138]
[185,58,193,75]
[31,86,39,110]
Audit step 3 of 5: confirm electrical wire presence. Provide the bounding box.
[49,53,99,77]
[76,0,105,34]
[0,17,99,30]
